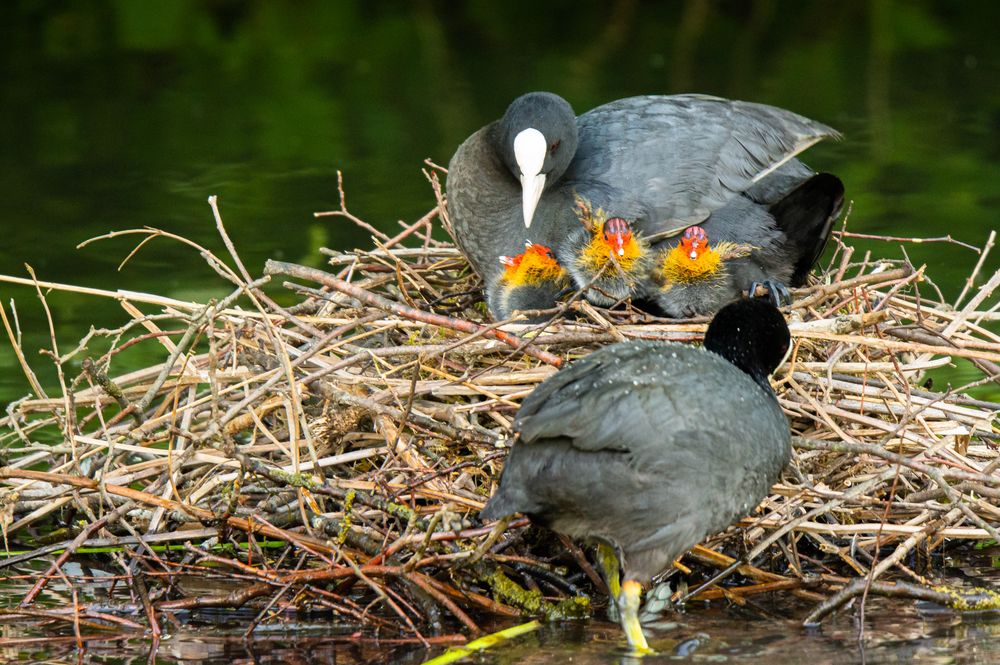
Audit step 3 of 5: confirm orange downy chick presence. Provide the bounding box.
[500,242,566,287]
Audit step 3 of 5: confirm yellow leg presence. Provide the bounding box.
[596,542,621,599]
[619,579,653,655]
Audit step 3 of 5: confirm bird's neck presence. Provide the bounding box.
[449,126,521,219]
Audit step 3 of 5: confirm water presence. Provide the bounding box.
[5,550,1000,663]
[2,2,999,662]
[10,610,1000,664]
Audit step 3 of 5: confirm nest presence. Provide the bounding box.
[3,167,1000,647]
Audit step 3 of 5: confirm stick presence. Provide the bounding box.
[264,260,562,367]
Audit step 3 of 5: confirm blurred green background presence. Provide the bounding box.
[1,1,999,403]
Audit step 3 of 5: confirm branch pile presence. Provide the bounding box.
[2,172,999,644]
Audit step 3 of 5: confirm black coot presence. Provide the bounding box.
[446,92,839,301]
[480,298,792,652]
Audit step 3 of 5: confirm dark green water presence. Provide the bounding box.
[2,1,1000,662]
[2,1,1000,403]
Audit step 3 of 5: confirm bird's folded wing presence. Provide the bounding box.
[572,95,840,229]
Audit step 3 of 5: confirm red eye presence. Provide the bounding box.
[549,140,561,154]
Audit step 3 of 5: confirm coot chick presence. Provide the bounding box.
[557,198,651,307]
[488,242,568,321]
[646,173,844,317]
[480,298,792,652]
[646,225,755,317]
[446,92,838,288]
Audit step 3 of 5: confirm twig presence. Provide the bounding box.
[832,230,980,253]
[314,171,392,241]
[264,259,562,367]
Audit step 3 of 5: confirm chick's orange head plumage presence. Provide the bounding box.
[500,242,565,286]
[680,226,709,261]
[660,225,723,283]
[581,216,645,272]
[603,217,633,258]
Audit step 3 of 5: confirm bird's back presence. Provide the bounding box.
[567,95,839,234]
[483,341,790,580]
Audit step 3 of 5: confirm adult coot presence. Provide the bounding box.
[644,172,844,317]
[480,298,792,652]
[446,91,839,292]
[489,242,568,320]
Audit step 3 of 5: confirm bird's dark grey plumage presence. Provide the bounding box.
[481,298,792,584]
[765,172,845,286]
[489,279,566,322]
[567,95,839,238]
[446,92,841,317]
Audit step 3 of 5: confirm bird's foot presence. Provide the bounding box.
[619,580,655,655]
[748,280,791,307]
[608,576,675,625]
[638,581,674,624]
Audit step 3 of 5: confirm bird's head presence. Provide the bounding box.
[603,217,633,258]
[577,213,646,275]
[499,93,579,230]
[679,226,709,261]
[499,242,566,287]
[659,226,724,284]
